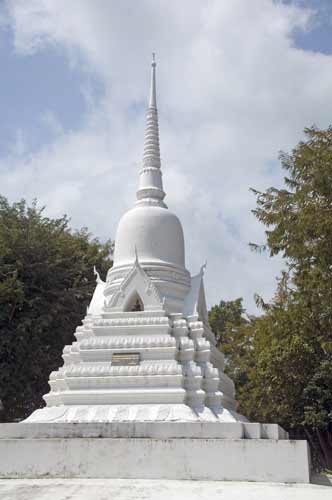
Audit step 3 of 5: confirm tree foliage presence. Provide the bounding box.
[208,298,254,390]
[210,127,332,469]
[251,127,332,468]
[0,197,112,422]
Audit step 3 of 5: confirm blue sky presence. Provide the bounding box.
[1,0,332,311]
[292,0,332,53]
[0,25,103,156]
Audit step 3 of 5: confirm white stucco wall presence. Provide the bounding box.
[0,437,310,483]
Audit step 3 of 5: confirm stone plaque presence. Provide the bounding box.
[112,352,140,366]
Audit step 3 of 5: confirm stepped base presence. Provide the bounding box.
[0,421,288,439]
[24,404,246,423]
[0,423,310,483]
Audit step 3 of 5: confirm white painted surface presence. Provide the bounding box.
[0,437,310,483]
[113,206,186,269]
[107,55,191,310]
[0,478,330,500]
[24,403,248,424]
[24,56,244,422]
[0,422,287,439]
[86,269,105,316]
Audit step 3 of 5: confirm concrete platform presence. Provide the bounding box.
[0,437,310,483]
[0,478,331,500]
[0,422,310,483]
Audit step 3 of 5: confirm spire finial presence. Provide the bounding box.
[149,52,157,108]
[136,55,166,207]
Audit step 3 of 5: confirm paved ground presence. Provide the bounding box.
[0,477,331,500]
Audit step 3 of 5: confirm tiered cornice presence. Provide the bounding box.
[136,54,166,207]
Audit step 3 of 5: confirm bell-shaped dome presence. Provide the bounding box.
[113,205,185,269]
[105,55,191,312]
[111,56,187,273]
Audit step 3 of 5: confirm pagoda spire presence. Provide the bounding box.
[136,54,166,207]
[149,52,157,108]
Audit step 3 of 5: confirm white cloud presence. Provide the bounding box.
[1,0,332,311]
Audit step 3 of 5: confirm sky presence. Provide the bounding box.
[0,0,332,312]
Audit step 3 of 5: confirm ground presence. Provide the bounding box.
[0,477,331,500]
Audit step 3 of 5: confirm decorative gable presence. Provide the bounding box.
[106,254,164,312]
[183,262,208,322]
[87,267,106,317]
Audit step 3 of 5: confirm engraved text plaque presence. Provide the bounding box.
[112,352,140,366]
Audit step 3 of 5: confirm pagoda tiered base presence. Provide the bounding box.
[0,421,310,483]
[23,403,247,423]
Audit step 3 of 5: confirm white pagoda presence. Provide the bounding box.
[0,57,310,483]
[26,55,241,425]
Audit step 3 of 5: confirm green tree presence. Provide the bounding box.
[303,359,332,469]
[209,298,254,397]
[0,196,112,422]
[252,126,332,351]
[248,126,332,468]
[239,276,322,429]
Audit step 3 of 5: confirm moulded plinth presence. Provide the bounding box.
[0,423,310,483]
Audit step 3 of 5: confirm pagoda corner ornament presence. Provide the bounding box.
[0,56,311,484]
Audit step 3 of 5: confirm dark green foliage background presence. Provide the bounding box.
[209,128,332,470]
[0,197,112,421]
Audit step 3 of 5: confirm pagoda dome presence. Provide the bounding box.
[105,55,191,311]
[113,204,185,269]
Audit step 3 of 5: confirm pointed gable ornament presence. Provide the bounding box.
[183,261,208,322]
[87,267,106,316]
[106,246,164,312]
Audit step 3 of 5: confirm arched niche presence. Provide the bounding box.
[107,259,164,312]
[124,292,144,312]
